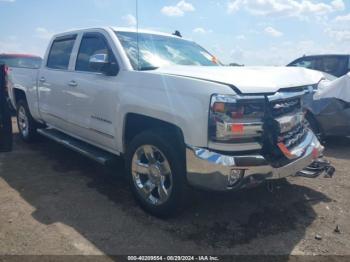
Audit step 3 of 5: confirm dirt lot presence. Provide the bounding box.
[0,119,349,257]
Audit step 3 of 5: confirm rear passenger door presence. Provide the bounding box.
[38,34,77,130]
[66,31,120,150]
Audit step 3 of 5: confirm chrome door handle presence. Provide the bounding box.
[39,77,46,82]
[68,80,78,87]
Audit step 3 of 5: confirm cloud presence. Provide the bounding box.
[161,0,195,17]
[193,27,212,34]
[35,27,55,40]
[122,14,137,26]
[0,0,15,2]
[331,0,345,11]
[236,34,246,40]
[335,13,350,22]
[326,28,350,42]
[177,0,195,12]
[193,27,206,34]
[227,0,345,19]
[264,26,283,37]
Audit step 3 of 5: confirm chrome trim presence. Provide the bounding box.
[268,91,306,102]
[287,130,314,159]
[208,141,262,152]
[186,130,324,191]
[276,112,304,133]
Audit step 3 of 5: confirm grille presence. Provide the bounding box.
[264,95,307,159]
[270,97,301,117]
[278,124,308,149]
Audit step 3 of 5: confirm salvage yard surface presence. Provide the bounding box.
[0,119,349,256]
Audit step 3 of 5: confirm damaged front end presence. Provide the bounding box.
[186,89,332,191]
[261,91,334,180]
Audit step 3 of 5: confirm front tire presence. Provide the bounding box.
[125,129,188,217]
[16,100,38,142]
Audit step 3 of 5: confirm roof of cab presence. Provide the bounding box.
[51,26,183,40]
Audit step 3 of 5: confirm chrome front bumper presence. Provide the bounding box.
[186,130,324,191]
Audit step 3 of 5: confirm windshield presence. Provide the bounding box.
[115,31,220,70]
[0,56,42,69]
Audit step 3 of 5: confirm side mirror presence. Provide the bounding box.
[89,54,109,71]
[89,54,118,76]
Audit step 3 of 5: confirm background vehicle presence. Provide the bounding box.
[8,27,325,216]
[304,74,350,140]
[288,54,350,78]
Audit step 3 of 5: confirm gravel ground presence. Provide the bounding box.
[0,119,349,257]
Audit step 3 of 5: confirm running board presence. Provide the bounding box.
[37,128,118,166]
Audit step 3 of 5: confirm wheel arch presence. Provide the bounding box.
[13,88,27,109]
[123,113,185,153]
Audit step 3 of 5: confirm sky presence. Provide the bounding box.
[0,0,349,66]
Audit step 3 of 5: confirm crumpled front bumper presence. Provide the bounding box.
[186,130,324,191]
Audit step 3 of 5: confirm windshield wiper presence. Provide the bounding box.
[139,66,159,71]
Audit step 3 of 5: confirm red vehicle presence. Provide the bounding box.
[0,54,42,69]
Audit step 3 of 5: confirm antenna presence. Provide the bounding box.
[136,0,140,70]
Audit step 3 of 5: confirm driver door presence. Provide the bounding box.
[65,31,120,150]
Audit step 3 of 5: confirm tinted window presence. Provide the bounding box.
[47,36,76,70]
[0,56,42,69]
[76,34,115,72]
[316,56,348,77]
[289,57,316,69]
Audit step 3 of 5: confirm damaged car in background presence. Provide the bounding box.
[304,73,350,140]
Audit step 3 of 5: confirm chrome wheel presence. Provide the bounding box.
[18,106,29,137]
[131,145,173,206]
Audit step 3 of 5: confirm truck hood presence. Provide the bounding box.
[154,66,325,94]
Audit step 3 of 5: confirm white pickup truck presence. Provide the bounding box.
[9,27,325,216]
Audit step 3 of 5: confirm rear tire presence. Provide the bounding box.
[125,129,188,218]
[16,100,38,142]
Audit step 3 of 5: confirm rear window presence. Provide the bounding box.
[47,35,76,70]
[0,56,42,69]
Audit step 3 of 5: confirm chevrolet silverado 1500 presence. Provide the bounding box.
[8,27,325,216]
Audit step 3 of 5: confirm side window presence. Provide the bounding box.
[47,35,76,70]
[75,34,116,73]
[317,56,348,77]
